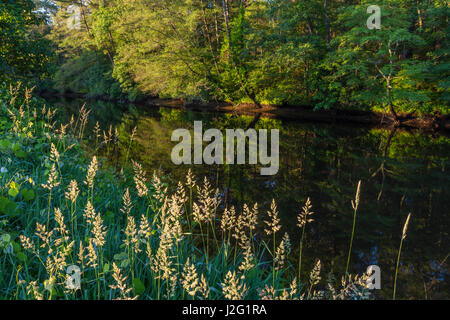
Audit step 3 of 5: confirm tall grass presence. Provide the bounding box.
[0,84,375,300]
[345,180,361,282]
[393,213,411,300]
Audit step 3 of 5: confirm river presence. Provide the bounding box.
[50,97,450,299]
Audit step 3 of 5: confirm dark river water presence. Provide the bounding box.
[51,98,450,300]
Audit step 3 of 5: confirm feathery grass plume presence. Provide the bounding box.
[124,215,140,253]
[192,202,205,224]
[78,241,84,266]
[138,214,151,240]
[91,210,106,248]
[351,181,361,212]
[402,213,411,240]
[297,197,314,282]
[102,130,109,148]
[151,200,177,283]
[186,168,196,189]
[310,259,322,285]
[65,180,79,203]
[131,160,148,197]
[45,241,74,276]
[242,202,258,232]
[198,274,210,299]
[185,168,196,214]
[124,126,137,166]
[181,258,200,297]
[152,171,167,203]
[35,223,53,253]
[176,181,187,204]
[83,201,106,247]
[258,284,276,300]
[50,143,60,164]
[151,237,175,282]
[156,194,185,245]
[175,180,190,227]
[297,197,314,228]
[151,243,174,280]
[274,233,291,271]
[86,239,98,268]
[196,177,220,224]
[54,208,69,245]
[110,262,136,300]
[393,213,412,300]
[329,274,371,300]
[27,281,44,300]
[83,201,97,225]
[84,156,98,202]
[120,188,133,216]
[222,271,247,300]
[20,235,36,255]
[41,163,60,190]
[238,238,255,272]
[68,114,74,131]
[232,210,249,248]
[24,86,34,103]
[42,162,60,228]
[93,121,100,141]
[345,180,362,281]
[78,103,91,139]
[308,259,322,298]
[282,232,291,253]
[221,206,236,234]
[259,277,298,300]
[114,127,119,144]
[56,123,69,141]
[165,274,179,299]
[265,199,280,235]
[289,277,298,298]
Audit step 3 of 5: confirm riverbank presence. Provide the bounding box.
[40,92,450,133]
[2,84,377,300]
[34,87,450,300]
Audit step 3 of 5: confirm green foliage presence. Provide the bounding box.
[53,50,123,99]
[1,0,448,112]
[0,0,52,84]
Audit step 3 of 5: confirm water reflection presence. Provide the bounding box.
[53,99,450,299]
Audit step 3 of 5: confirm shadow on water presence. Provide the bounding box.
[52,98,450,300]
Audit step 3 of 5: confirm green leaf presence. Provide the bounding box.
[14,149,27,159]
[0,197,18,217]
[0,197,9,212]
[21,188,35,201]
[0,139,11,151]
[132,278,145,295]
[120,259,130,268]
[8,186,19,198]
[5,201,18,217]
[113,252,128,260]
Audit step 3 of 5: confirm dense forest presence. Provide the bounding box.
[0,0,449,301]
[1,0,448,117]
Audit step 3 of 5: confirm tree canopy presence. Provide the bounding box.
[1,0,449,114]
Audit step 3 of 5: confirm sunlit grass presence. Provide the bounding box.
[0,84,377,300]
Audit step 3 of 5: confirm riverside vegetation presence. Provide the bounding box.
[0,83,418,300]
[0,83,384,300]
[1,1,448,118]
[1,0,446,300]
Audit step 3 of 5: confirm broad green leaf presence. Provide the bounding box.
[132,278,145,295]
